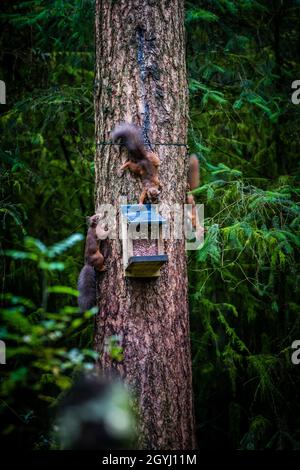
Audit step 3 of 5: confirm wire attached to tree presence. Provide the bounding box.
[96,141,189,149]
[136,27,153,151]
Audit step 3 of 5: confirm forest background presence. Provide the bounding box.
[0,0,300,450]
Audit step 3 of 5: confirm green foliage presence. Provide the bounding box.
[105,336,124,363]
[0,0,95,448]
[1,0,300,450]
[0,0,94,311]
[187,0,300,449]
[0,235,97,449]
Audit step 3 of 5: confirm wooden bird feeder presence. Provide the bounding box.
[121,204,168,278]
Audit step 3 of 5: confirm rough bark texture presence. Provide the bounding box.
[94,0,195,449]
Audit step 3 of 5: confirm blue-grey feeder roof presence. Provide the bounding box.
[121,204,167,224]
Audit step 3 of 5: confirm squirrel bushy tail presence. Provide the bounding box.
[111,123,148,162]
[78,264,96,312]
[77,215,108,312]
[187,154,200,232]
[188,154,200,190]
[111,122,161,203]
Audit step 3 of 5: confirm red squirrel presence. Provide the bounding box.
[187,154,200,230]
[111,123,162,204]
[77,215,109,312]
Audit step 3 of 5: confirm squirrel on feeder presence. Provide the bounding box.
[77,214,109,312]
[111,123,162,204]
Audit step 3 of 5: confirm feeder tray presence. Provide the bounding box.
[121,204,168,278]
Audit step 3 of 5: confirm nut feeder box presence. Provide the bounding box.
[120,204,168,278]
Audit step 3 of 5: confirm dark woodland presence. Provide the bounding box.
[0,0,300,451]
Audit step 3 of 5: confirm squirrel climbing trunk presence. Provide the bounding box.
[94,0,195,449]
[77,215,108,312]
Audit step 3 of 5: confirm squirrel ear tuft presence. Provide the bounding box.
[87,215,97,226]
[96,211,104,221]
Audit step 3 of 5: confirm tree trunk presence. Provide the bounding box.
[94,0,195,449]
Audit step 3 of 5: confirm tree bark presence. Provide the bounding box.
[94,0,195,449]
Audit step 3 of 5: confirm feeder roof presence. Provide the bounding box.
[121,204,167,225]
